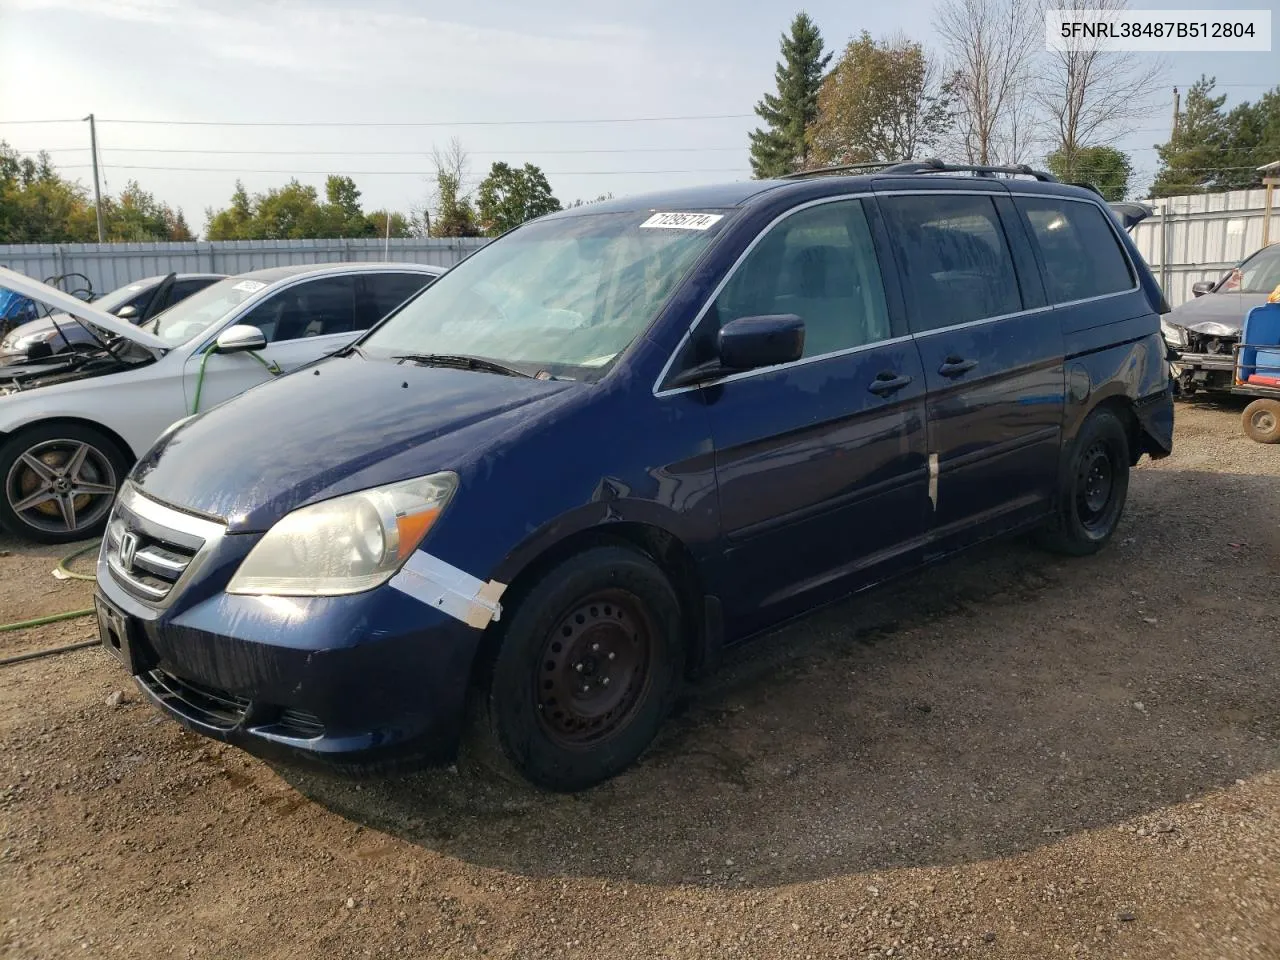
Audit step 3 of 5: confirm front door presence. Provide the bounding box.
[878,191,1063,554]
[183,274,361,414]
[682,197,930,636]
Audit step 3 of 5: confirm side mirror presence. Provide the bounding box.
[215,324,267,354]
[115,305,138,320]
[666,314,805,389]
[718,314,805,371]
[1191,281,1215,298]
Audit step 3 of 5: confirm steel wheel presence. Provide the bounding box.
[1074,439,1115,531]
[4,438,118,536]
[534,589,654,747]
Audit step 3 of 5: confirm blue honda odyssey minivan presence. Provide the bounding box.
[96,162,1174,791]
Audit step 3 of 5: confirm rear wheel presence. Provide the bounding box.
[0,424,127,543]
[1037,407,1131,556]
[468,544,685,792]
[1242,398,1280,444]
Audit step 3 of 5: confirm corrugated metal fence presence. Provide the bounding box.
[0,237,489,297]
[1131,188,1274,308]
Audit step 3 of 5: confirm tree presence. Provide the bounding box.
[567,193,614,208]
[366,210,411,238]
[1035,0,1163,181]
[100,180,192,242]
[1150,77,1230,197]
[205,180,254,240]
[205,176,412,240]
[1220,87,1280,191]
[1046,145,1132,200]
[477,162,561,236]
[749,13,832,177]
[806,32,954,166]
[423,139,482,238]
[935,0,1037,164]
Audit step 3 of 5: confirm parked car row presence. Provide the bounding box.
[0,263,442,541]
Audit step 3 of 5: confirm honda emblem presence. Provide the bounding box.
[119,532,139,572]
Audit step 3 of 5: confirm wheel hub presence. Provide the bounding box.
[5,439,116,534]
[1075,440,1115,526]
[535,591,652,746]
[1254,410,1276,433]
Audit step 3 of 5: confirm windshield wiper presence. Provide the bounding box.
[392,353,534,378]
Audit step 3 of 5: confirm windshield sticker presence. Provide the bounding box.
[579,353,617,367]
[231,280,267,294]
[639,212,724,231]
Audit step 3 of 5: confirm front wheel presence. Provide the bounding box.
[1036,407,1131,556]
[1242,398,1280,444]
[0,424,128,543]
[468,544,685,792]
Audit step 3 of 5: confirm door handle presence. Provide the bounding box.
[868,371,913,396]
[938,356,978,378]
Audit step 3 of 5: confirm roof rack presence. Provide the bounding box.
[879,158,1060,182]
[779,161,902,180]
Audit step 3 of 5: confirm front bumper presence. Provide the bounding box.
[96,529,486,769]
[1169,349,1236,392]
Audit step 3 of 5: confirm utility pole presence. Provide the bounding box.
[85,113,105,243]
[1171,87,1180,140]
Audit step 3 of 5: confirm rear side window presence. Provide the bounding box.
[357,272,433,328]
[1018,197,1134,304]
[881,194,1022,332]
[707,199,892,359]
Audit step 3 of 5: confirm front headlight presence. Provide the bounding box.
[1160,319,1186,346]
[5,329,57,351]
[226,472,458,596]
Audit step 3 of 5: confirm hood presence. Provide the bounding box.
[0,266,167,352]
[132,355,578,531]
[1165,291,1268,336]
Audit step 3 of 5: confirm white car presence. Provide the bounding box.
[0,262,443,542]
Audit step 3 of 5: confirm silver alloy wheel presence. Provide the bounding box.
[4,438,118,535]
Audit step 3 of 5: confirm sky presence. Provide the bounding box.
[1,0,1276,234]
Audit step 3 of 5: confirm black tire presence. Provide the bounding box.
[0,423,128,544]
[1242,399,1280,444]
[467,544,685,792]
[1036,407,1131,557]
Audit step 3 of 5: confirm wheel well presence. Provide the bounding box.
[0,418,137,467]
[474,522,710,684]
[1091,396,1143,465]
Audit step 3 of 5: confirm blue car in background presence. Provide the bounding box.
[95,161,1175,791]
[0,285,38,332]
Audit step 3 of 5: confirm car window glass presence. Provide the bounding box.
[357,273,433,328]
[1230,245,1280,294]
[881,194,1022,331]
[240,276,357,343]
[707,199,891,359]
[1018,197,1133,303]
[169,278,219,305]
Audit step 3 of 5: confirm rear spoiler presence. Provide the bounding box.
[1108,202,1154,232]
[0,265,168,352]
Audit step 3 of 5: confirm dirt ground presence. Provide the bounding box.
[2,399,1279,960]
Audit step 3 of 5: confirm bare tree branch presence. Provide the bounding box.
[1033,0,1164,177]
[936,0,1039,164]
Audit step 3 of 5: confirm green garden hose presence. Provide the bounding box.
[191,346,281,415]
[0,540,100,633]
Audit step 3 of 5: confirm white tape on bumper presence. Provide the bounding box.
[389,552,506,629]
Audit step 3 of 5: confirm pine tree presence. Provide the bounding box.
[1151,77,1229,197]
[749,13,831,178]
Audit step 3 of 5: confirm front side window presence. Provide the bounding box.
[881,194,1022,331]
[360,210,725,379]
[702,199,891,359]
[1019,197,1134,303]
[240,276,358,342]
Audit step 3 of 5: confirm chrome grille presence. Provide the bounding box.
[102,482,223,605]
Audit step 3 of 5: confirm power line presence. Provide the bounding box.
[0,118,83,125]
[96,114,755,128]
[29,145,747,157]
[62,164,751,176]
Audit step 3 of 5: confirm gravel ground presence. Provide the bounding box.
[2,399,1278,959]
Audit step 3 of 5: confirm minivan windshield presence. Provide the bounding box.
[150,276,271,346]
[360,209,727,378]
